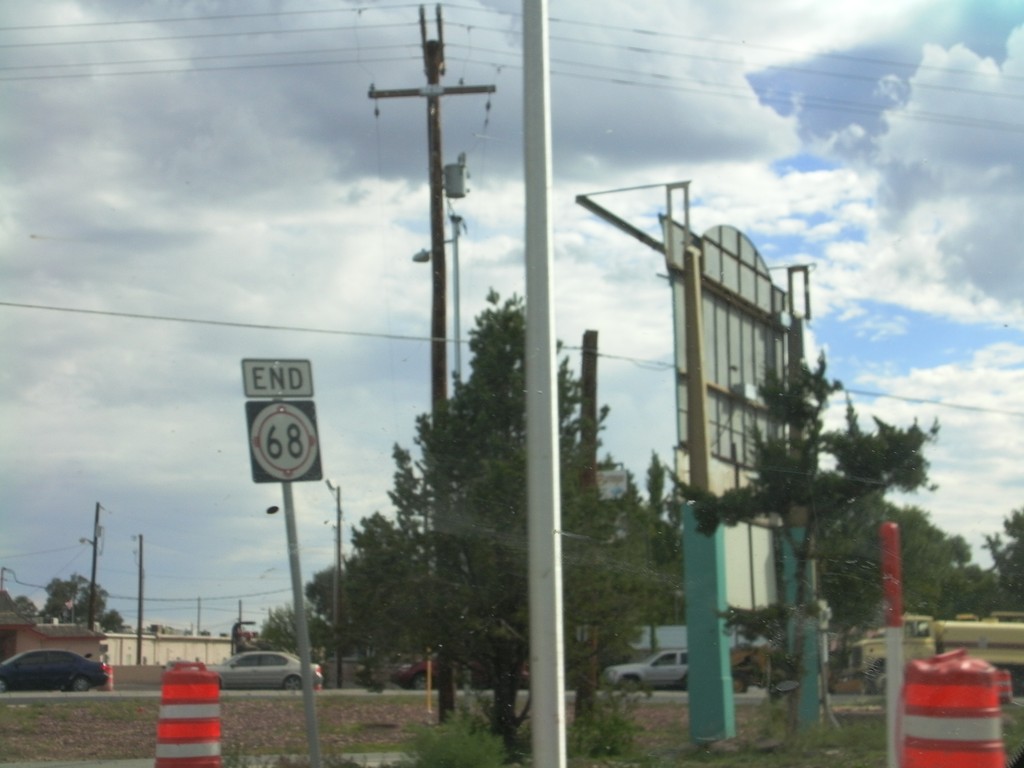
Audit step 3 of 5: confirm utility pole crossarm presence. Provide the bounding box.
[369,84,496,99]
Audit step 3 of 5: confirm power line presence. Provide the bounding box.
[7,299,1020,420]
[6,5,1013,88]
[0,53,420,82]
[1,7,1016,136]
[5,50,1016,136]
[562,345,1024,419]
[844,388,1024,419]
[438,49,1024,134]
[547,15,1024,86]
[0,5,423,32]
[0,545,83,560]
[3,567,292,605]
[0,299,431,343]
[0,21,416,49]
[0,43,417,74]
[105,588,292,603]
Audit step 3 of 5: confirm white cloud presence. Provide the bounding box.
[2,0,1022,629]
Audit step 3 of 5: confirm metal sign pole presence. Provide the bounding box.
[881,522,903,768]
[281,481,322,768]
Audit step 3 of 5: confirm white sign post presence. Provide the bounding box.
[241,359,322,768]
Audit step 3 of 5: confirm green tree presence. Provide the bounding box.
[302,566,349,671]
[41,574,90,624]
[643,453,686,626]
[39,574,123,632]
[345,503,431,660]
[694,355,938,733]
[891,505,999,619]
[345,291,648,751]
[12,595,38,619]
[820,501,999,673]
[562,461,651,718]
[260,605,295,652]
[985,507,1024,611]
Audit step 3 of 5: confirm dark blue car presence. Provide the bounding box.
[0,649,111,692]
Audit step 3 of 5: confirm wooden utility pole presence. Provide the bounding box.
[86,502,101,632]
[579,330,599,491]
[368,4,495,407]
[135,534,143,665]
[368,4,495,720]
[576,330,599,719]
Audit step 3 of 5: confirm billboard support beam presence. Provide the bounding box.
[667,183,736,743]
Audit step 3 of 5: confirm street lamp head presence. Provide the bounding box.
[412,248,431,263]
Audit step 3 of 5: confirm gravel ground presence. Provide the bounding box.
[0,696,436,762]
[0,693,872,764]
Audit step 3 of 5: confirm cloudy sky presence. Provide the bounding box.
[2,0,1022,637]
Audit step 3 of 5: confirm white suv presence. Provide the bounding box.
[603,649,689,690]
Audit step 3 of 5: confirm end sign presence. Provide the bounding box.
[242,359,313,398]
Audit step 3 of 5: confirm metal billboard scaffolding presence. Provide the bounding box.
[577,184,808,742]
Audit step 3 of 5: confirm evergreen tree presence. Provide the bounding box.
[345,291,649,750]
[985,507,1024,611]
[693,355,938,733]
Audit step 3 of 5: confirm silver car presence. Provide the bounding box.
[209,651,322,691]
[603,649,689,690]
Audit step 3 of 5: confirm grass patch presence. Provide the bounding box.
[0,702,47,728]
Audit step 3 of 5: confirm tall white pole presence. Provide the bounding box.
[523,2,566,766]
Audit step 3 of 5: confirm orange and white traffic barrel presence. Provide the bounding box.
[99,661,114,691]
[155,661,221,768]
[902,648,1004,768]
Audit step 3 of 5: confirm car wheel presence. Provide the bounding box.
[679,675,688,692]
[410,672,427,690]
[283,675,302,691]
[70,676,91,692]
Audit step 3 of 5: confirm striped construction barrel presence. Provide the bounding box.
[155,661,221,768]
[902,648,1004,768]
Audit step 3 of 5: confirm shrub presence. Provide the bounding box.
[568,691,641,758]
[402,712,507,768]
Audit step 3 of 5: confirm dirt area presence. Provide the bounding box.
[0,693,882,764]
